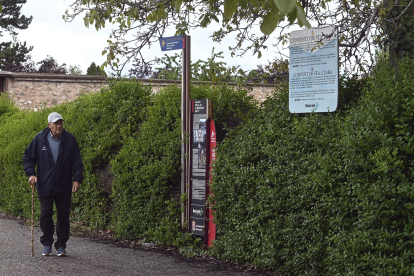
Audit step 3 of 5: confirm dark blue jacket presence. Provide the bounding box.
[23,127,83,196]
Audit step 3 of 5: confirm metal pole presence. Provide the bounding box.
[185,36,191,231]
[181,35,191,231]
[181,36,187,229]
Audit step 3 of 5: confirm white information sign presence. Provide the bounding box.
[289,27,338,113]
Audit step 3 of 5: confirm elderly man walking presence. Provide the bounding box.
[23,112,83,256]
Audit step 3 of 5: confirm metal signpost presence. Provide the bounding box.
[159,36,216,246]
[289,27,339,113]
[159,35,191,229]
[159,35,184,51]
[190,99,214,246]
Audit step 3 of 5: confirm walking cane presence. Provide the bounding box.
[31,183,35,257]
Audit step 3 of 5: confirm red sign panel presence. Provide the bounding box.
[207,120,216,247]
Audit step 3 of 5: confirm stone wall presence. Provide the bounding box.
[0,72,277,111]
[1,73,107,111]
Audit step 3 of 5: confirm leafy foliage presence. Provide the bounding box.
[131,49,289,84]
[146,49,243,82]
[0,0,32,37]
[0,80,152,228]
[0,36,33,71]
[68,64,83,75]
[0,79,256,247]
[378,1,414,70]
[64,0,414,76]
[246,58,289,84]
[86,62,106,76]
[37,55,67,74]
[110,85,183,241]
[0,92,18,123]
[4,54,70,74]
[0,0,33,71]
[5,57,414,274]
[110,83,257,242]
[63,0,309,76]
[210,58,414,274]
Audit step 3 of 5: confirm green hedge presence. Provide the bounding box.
[210,59,414,275]
[0,81,152,226]
[110,83,257,244]
[0,81,257,247]
[4,59,412,275]
[0,100,50,216]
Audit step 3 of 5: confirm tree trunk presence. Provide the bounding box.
[387,1,414,75]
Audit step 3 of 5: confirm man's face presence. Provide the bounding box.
[48,119,63,137]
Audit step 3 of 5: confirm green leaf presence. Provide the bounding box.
[250,0,259,7]
[224,0,238,19]
[260,11,279,35]
[296,2,310,28]
[275,0,295,15]
[287,6,296,24]
[210,14,219,23]
[0,4,2,13]
[269,0,279,13]
[238,0,248,9]
[83,16,90,27]
[175,0,182,12]
[200,14,211,27]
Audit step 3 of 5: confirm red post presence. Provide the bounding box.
[207,120,216,247]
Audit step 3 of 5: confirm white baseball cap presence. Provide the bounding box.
[48,112,64,123]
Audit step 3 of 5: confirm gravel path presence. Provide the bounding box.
[0,218,267,276]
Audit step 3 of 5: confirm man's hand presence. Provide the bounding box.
[28,175,37,188]
[72,181,81,193]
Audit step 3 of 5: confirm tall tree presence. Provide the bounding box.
[379,0,414,72]
[86,62,106,76]
[0,0,33,71]
[0,35,32,71]
[64,0,413,75]
[37,56,67,74]
[68,64,84,75]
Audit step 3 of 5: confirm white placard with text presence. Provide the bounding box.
[289,27,339,113]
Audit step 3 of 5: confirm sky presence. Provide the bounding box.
[1,0,295,75]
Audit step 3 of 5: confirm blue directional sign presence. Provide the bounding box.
[159,35,184,51]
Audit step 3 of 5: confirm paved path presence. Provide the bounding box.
[0,218,261,276]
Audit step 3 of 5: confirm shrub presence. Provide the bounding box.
[0,109,51,217]
[110,83,258,244]
[0,79,257,246]
[0,80,152,228]
[210,59,414,275]
[0,93,19,123]
[322,58,414,275]
[210,84,341,274]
